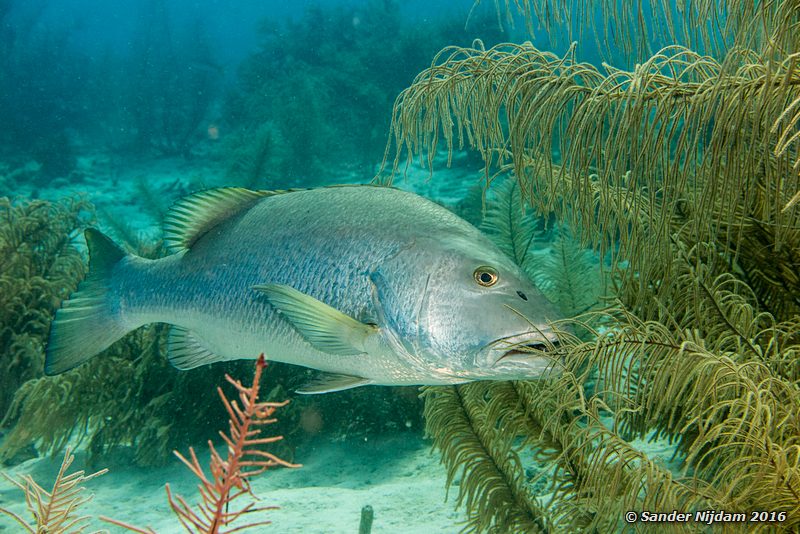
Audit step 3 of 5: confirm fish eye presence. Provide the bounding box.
[473,266,499,287]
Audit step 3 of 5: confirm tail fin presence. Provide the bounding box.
[45,228,133,375]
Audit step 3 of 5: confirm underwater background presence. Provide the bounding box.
[1,0,799,532]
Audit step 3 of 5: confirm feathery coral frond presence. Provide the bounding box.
[487,0,800,61]
[423,382,550,533]
[0,196,90,434]
[394,1,800,532]
[166,354,300,533]
[386,43,800,249]
[480,176,606,317]
[103,354,299,534]
[537,224,605,317]
[480,178,544,271]
[0,447,106,534]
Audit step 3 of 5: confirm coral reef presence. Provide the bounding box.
[385,0,800,531]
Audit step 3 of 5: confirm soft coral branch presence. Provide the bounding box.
[0,447,106,534]
[168,354,300,533]
[103,354,299,533]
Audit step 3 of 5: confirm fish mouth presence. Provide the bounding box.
[496,341,560,364]
[489,333,563,367]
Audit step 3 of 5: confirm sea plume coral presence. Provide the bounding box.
[382,0,800,530]
[103,354,299,533]
[0,447,106,533]
[167,355,300,532]
[0,196,90,422]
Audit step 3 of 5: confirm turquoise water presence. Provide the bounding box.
[2,1,797,533]
[0,2,540,531]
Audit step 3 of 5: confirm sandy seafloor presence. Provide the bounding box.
[0,428,680,533]
[0,433,464,533]
[0,149,682,533]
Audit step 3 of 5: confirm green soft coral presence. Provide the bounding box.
[0,197,91,420]
[389,0,800,530]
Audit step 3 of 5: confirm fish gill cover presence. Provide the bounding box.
[0,0,798,532]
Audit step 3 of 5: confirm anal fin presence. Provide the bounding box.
[168,326,224,370]
[296,372,371,394]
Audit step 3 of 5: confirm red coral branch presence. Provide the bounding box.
[167,355,300,533]
[103,354,299,533]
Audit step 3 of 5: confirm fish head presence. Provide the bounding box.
[402,234,564,381]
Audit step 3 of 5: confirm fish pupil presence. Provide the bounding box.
[473,266,499,286]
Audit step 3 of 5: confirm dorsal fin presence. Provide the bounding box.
[163,187,274,253]
[163,185,396,254]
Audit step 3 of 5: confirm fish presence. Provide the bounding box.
[45,185,564,393]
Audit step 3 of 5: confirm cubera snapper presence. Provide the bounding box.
[46,185,564,393]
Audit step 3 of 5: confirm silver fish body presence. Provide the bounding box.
[46,185,563,392]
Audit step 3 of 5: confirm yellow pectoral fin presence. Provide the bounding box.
[254,283,378,355]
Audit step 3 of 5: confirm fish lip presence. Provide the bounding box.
[488,332,561,366]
